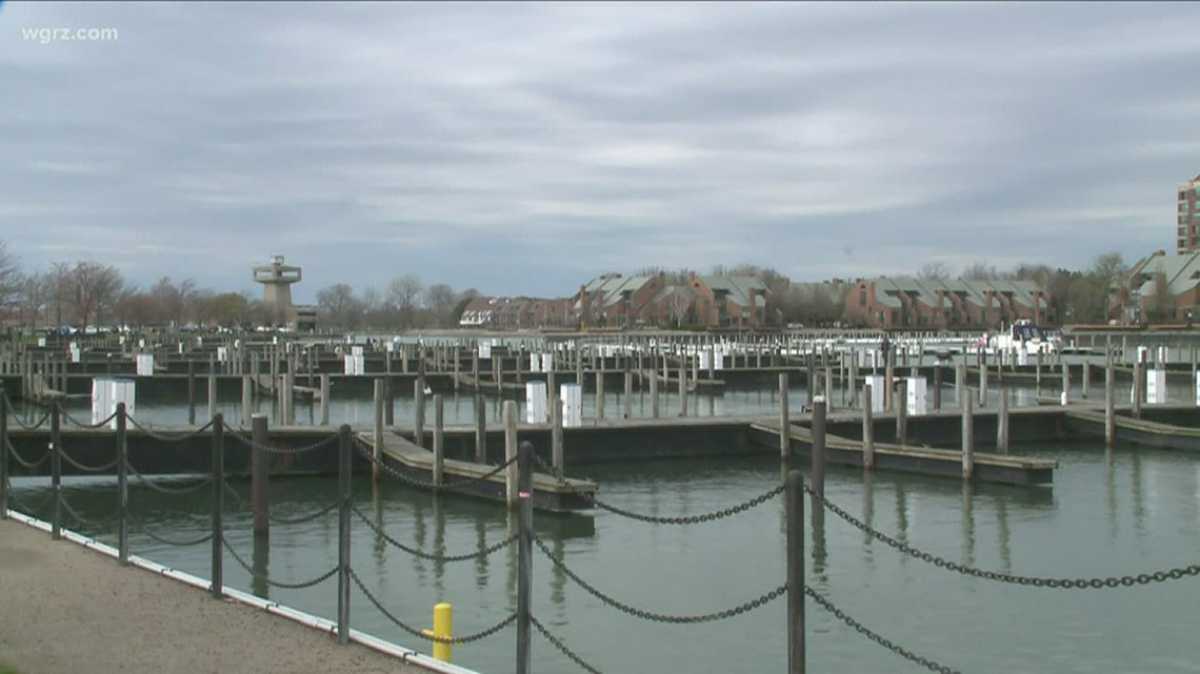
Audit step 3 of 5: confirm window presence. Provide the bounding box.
[859,289,867,306]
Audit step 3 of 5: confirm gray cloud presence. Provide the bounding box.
[1,1,1199,302]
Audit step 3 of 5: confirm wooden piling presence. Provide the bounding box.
[187,359,196,425]
[997,384,1009,453]
[961,394,974,480]
[252,414,269,537]
[241,375,252,425]
[552,396,564,479]
[373,379,384,483]
[678,363,687,417]
[862,383,874,470]
[895,379,907,446]
[650,365,659,418]
[414,379,426,448]
[433,394,444,486]
[811,399,826,498]
[475,395,487,464]
[623,369,632,419]
[320,373,330,426]
[504,401,518,507]
[596,370,605,420]
[779,373,790,459]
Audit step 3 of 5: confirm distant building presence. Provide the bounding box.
[688,274,768,328]
[1179,175,1200,254]
[575,273,665,328]
[458,296,573,330]
[844,277,1051,329]
[1111,250,1200,324]
[252,255,316,331]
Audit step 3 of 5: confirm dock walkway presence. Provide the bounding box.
[0,518,437,674]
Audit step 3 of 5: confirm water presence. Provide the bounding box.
[9,438,1200,673]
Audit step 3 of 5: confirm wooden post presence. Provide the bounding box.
[210,413,224,598]
[595,370,605,420]
[552,396,564,479]
[932,365,942,411]
[623,370,632,419]
[516,441,533,674]
[337,424,352,645]
[1061,362,1070,405]
[433,394,444,486]
[384,376,394,427]
[884,350,894,412]
[779,373,790,459]
[241,375,252,425]
[678,363,687,417]
[0,387,7,520]
[414,379,426,448]
[1132,359,1143,419]
[997,384,1009,453]
[320,373,330,426]
[188,359,196,425]
[961,394,974,480]
[862,383,874,470]
[475,395,487,464]
[51,403,61,539]
[895,379,907,446]
[1081,362,1090,400]
[504,401,518,507]
[786,469,805,674]
[207,374,217,423]
[116,403,128,563]
[1105,348,1115,448]
[811,398,826,498]
[251,413,269,538]
[978,351,988,408]
[955,362,965,409]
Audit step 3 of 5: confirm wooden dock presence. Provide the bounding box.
[357,430,597,513]
[1065,407,1200,452]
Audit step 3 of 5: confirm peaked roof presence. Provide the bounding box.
[699,275,767,307]
[1131,251,1200,297]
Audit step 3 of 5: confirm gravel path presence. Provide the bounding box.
[0,518,429,674]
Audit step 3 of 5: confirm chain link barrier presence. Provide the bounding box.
[5,437,50,469]
[807,484,1200,589]
[222,538,340,589]
[806,585,960,674]
[58,446,119,473]
[267,499,339,526]
[222,423,340,455]
[349,567,517,644]
[60,494,117,530]
[126,415,216,443]
[531,615,603,674]
[531,453,783,524]
[354,438,517,493]
[351,504,517,562]
[131,518,215,547]
[126,462,213,495]
[3,393,51,430]
[60,408,118,430]
[534,535,784,624]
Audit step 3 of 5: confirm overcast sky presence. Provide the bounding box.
[2,2,1198,303]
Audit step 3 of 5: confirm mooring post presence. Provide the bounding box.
[0,386,6,520]
[933,365,942,411]
[320,373,330,426]
[51,402,62,539]
[251,413,269,538]
[211,413,224,598]
[504,401,518,507]
[475,395,488,464]
[955,362,965,409]
[372,379,385,483]
[415,379,426,448]
[896,379,908,446]
[241,375,252,425]
[596,370,605,421]
[962,394,974,480]
[1061,362,1070,406]
[884,350,894,412]
[623,369,633,419]
[516,440,533,674]
[678,363,687,417]
[188,359,196,425]
[1132,359,1143,419]
[978,351,988,407]
[779,373,790,459]
[551,396,564,479]
[207,373,218,424]
[384,376,394,427]
[337,423,352,645]
[433,394,445,486]
[1106,349,1115,448]
[1082,361,1090,399]
[997,385,1009,453]
[862,383,874,470]
[650,365,660,418]
[811,399,826,498]
[786,469,805,674]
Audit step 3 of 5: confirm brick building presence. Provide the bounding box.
[1178,174,1200,254]
[1111,250,1200,324]
[844,277,1051,329]
[688,274,768,328]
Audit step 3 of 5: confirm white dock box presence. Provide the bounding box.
[529,353,542,373]
[92,377,135,429]
[478,342,492,359]
[1147,368,1167,404]
[865,375,886,413]
[526,382,548,423]
[541,353,554,373]
[906,377,927,416]
[135,353,155,376]
[559,383,583,428]
[344,354,365,375]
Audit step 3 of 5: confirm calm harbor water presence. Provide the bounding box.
[8,439,1200,673]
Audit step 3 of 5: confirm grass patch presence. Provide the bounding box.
[0,664,17,674]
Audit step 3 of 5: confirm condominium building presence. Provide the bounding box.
[1178,175,1200,254]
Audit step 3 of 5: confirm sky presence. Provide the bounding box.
[2,2,1198,303]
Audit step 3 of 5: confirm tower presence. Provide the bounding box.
[253,255,301,326]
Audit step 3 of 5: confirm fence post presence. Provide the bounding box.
[211,413,224,598]
[51,402,62,540]
[786,469,805,674]
[962,394,974,480]
[862,383,874,470]
[516,441,533,674]
[811,399,826,498]
[779,373,790,459]
[114,402,129,563]
[0,386,7,519]
[252,413,269,538]
[433,394,444,486]
[337,424,352,645]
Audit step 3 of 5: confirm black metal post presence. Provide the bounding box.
[811,400,826,499]
[51,402,62,539]
[516,441,533,674]
[787,470,805,674]
[337,424,352,645]
[0,385,7,519]
[211,413,224,598]
[117,403,128,564]
[252,413,269,538]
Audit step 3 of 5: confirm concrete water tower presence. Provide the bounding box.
[253,255,301,326]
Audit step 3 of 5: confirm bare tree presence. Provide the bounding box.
[317,283,364,329]
[0,241,21,310]
[423,283,458,327]
[917,262,952,281]
[386,274,423,327]
[70,261,124,330]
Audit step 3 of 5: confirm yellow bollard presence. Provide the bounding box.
[422,602,453,662]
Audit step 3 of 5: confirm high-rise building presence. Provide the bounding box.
[1178,175,1200,254]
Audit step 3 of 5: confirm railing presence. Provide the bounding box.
[4,390,1200,673]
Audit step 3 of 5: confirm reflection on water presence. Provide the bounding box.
[8,441,1200,673]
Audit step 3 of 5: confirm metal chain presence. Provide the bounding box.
[126,462,213,495]
[353,438,517,492]
[58,447,119,473]
[352,504,517,562]
[59,494,118,529]
[5,437,50,469]
[222,538,339,589]
[126,416,216,442]
[268,499,339,526]
[60,408,118,430]
[222,423,340,455]
[6,486,53,515]
[531,615,603,674]
[349,567,517,644]
[807,484,1200,589]
[534,535,785,624]
[132,519,215,547]
[805,585,960,674]
[223,481,248,510]
[4,393,51,430]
